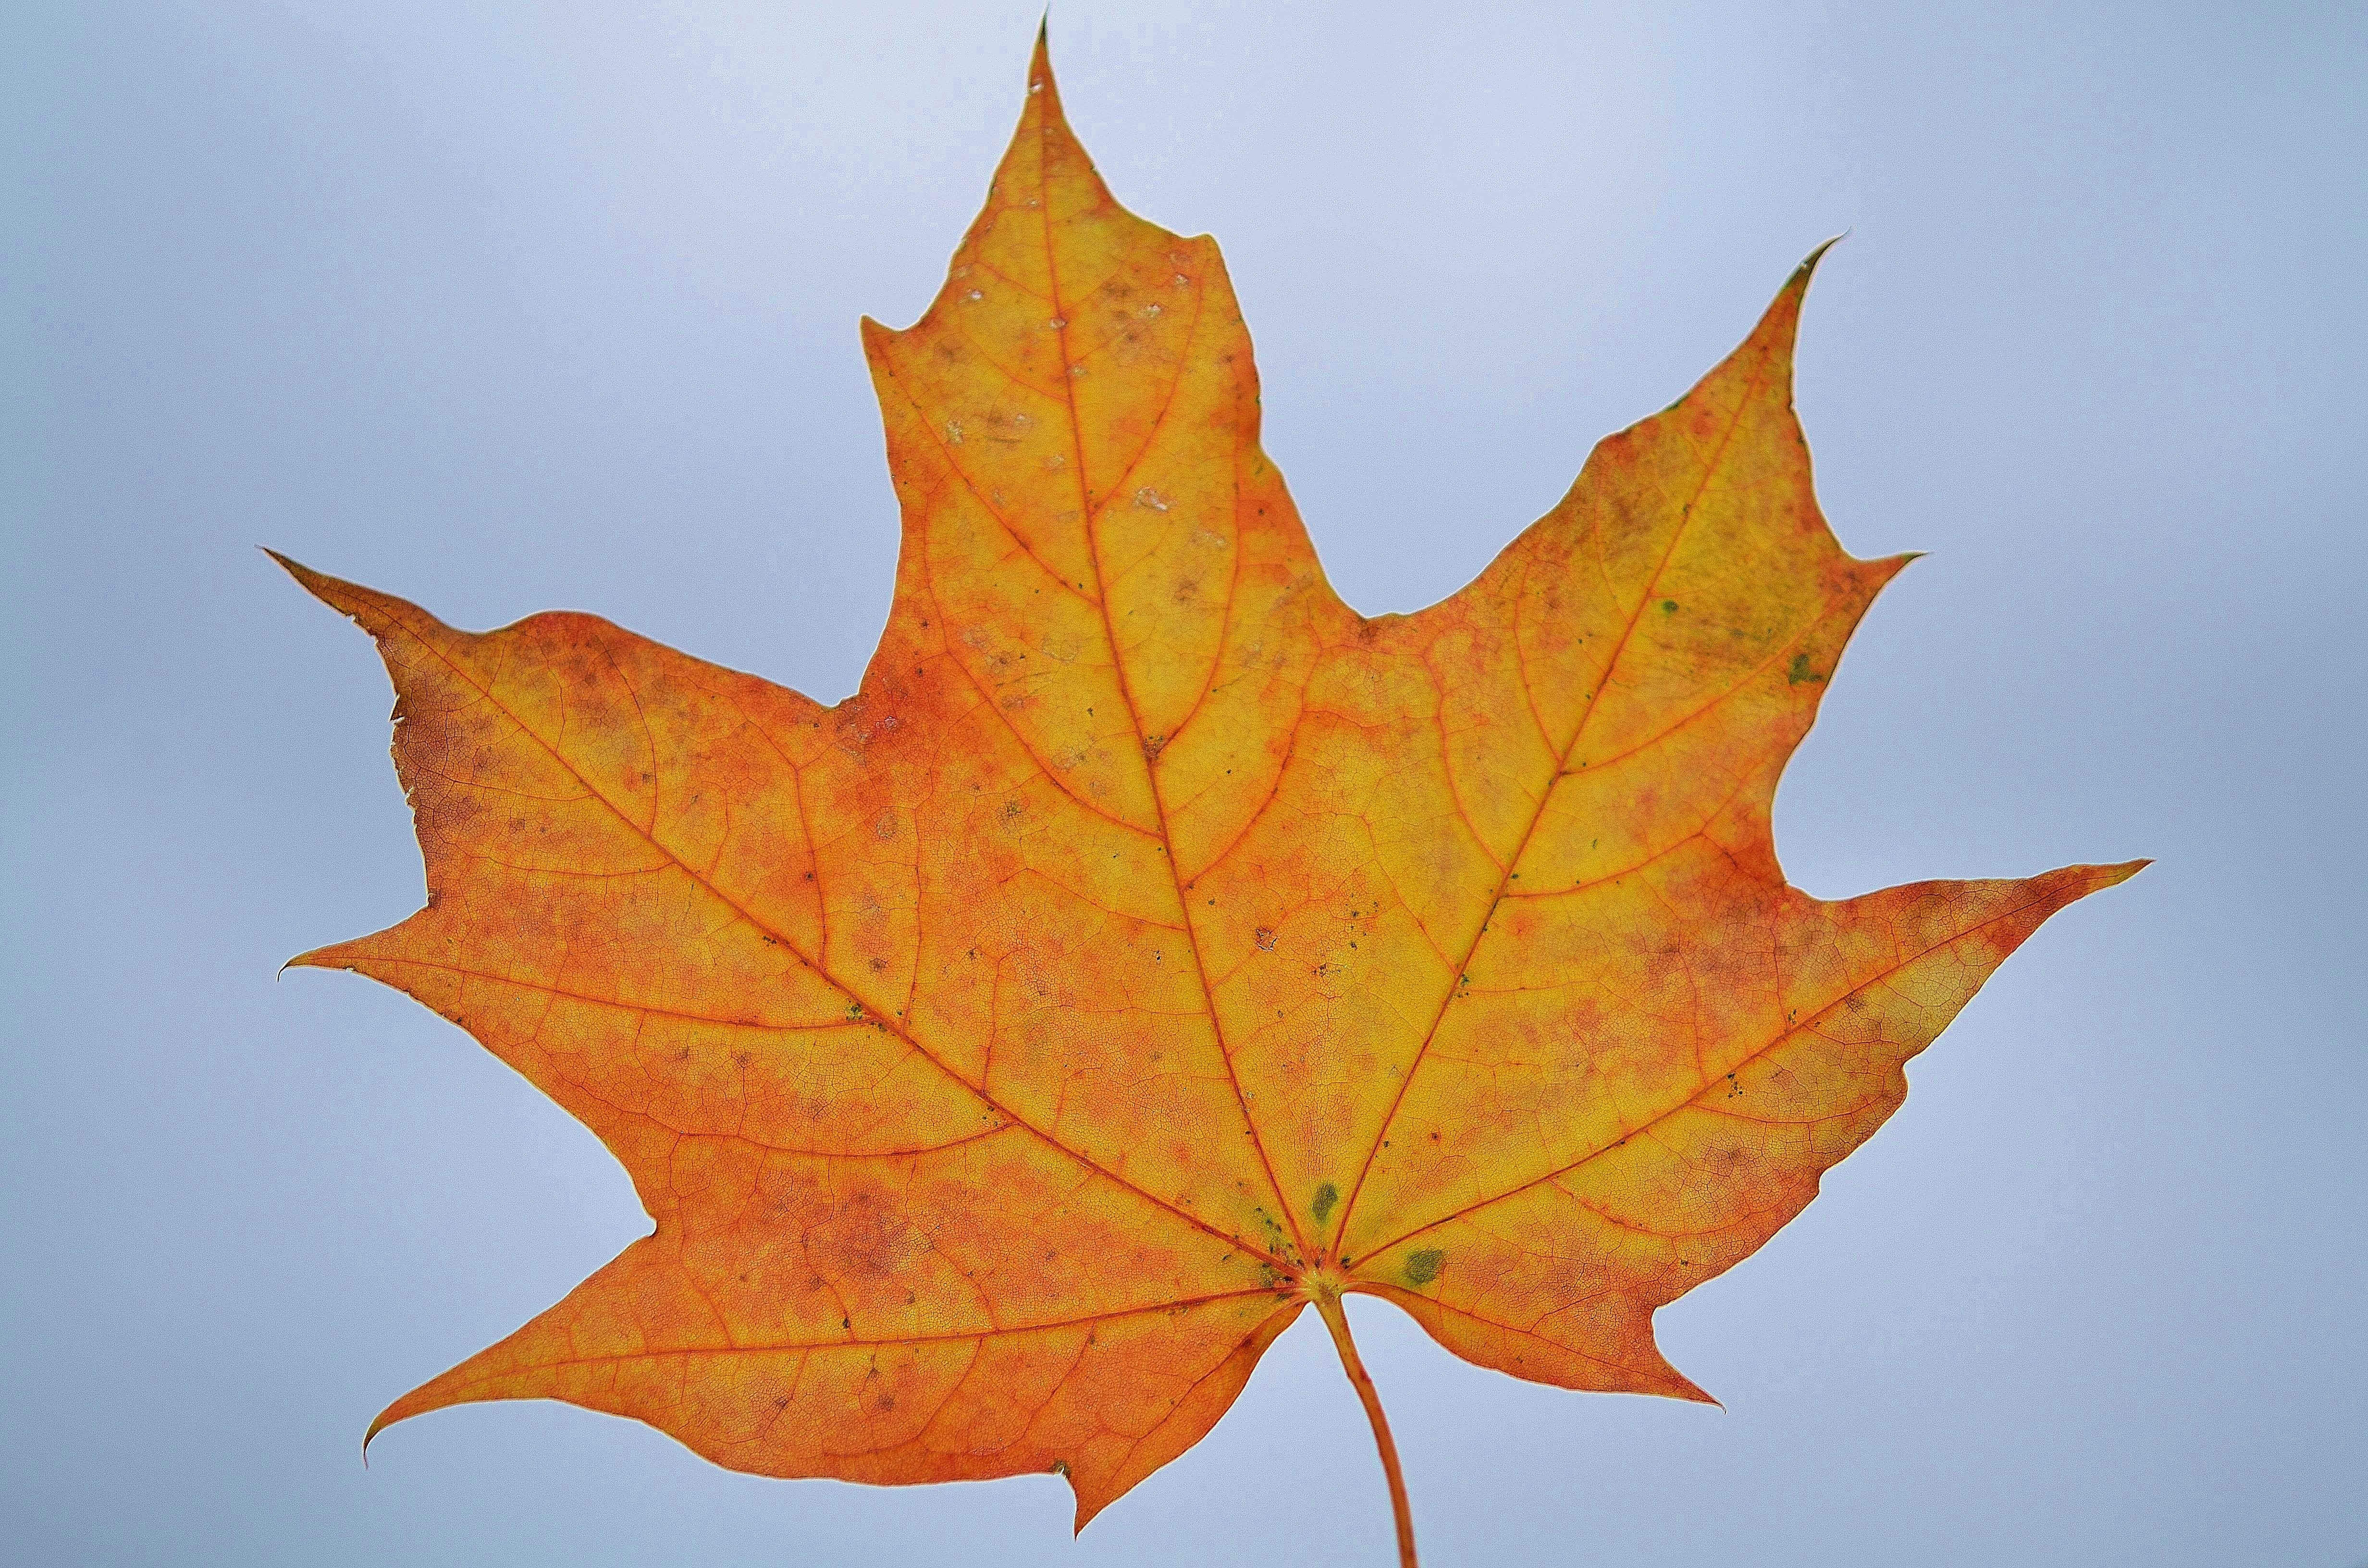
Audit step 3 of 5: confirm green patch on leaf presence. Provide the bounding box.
[1404,1248,1445,1286]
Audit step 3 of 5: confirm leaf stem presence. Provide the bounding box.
[1314,1290,1418,1568]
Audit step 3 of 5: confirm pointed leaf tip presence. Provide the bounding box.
[262,546,313,587]
[1029,18,1059,100]
[362,1400,401,1466]
[1762,241,1828,350]
[1020,15,1092,153]
[1798,233,1847,281]
[265,549,353,613]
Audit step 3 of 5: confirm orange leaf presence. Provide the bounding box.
[283,29,2140,1562]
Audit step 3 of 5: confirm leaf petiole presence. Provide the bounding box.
[1314,1289,1418,1568]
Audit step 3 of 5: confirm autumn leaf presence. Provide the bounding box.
[282,30,2139,1565]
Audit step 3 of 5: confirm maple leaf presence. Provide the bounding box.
[282,30,2140,1564]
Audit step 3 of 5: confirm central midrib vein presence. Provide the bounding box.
[1032,95,1313,1266]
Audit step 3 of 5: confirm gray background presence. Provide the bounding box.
[7,2,2363,1563]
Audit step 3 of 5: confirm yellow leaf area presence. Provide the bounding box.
[286,34,2138,1544]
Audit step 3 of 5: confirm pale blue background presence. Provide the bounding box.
[7,2,2363,1563]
